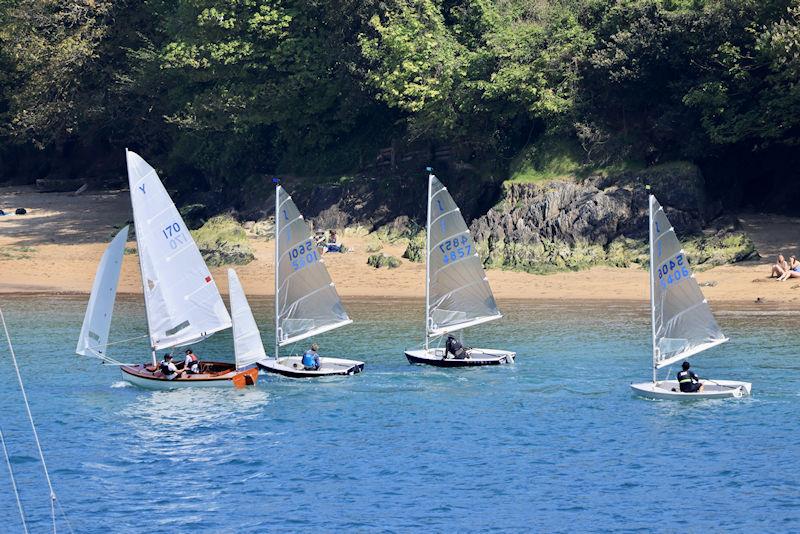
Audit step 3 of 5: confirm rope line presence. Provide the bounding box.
[0,427,28,534]
[0,308,74,534]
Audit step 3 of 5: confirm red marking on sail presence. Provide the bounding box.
[205,276,212,283]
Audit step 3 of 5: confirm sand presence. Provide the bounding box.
[2,185,799,308]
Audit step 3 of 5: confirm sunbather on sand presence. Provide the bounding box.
[772,254,789,278]
[778,255,800,281]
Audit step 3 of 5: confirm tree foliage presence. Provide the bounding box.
[0,0,798,204]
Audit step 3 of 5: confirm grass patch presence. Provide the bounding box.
[367,253,401,269]
[191,215,255,267]
[0,246,35,260]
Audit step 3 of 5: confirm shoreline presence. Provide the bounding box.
[3,186,800,308]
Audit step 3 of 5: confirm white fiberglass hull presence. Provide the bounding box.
[630,380,752,400]
[257,356,364,378]
[404,347,515,367]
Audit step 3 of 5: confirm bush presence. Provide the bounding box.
[367,253,401,269]
[191,215,255,267]
[402,237,424,262]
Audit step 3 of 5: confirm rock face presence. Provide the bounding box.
[470,162,752,273]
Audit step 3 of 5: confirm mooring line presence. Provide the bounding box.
[0,307,74,534]
[0,427,28,534]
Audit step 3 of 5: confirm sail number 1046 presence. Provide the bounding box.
[658,254,690,288]
[290,240,319,271]
[162,222,187,250]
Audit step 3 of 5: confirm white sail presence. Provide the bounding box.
[275,185,351,348]
[76,226,128,358]
[126,150,231,350]
[426,174,501,338]
[650,194,727,370]
[228,269,267,369]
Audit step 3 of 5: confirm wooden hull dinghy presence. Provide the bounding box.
[76,153,264,390]
[404,348,514,367]
[259,182,364,379]
[405,170,514,368]
[630,380,751,400]
[631,194,750,400]
[120,362,258,390]
[257,356,364,378]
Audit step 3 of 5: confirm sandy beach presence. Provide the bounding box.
[1,185,799,307]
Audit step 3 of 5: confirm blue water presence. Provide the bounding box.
[0,295,799,533]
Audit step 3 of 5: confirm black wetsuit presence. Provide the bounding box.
[445,337,467,359]
[677,369,701,393]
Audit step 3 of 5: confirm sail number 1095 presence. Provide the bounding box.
[658,254,690,288]
[290,240,319,271]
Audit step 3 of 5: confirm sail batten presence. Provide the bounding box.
[76,226,128,358]
[426,175,501,338]
[274,186,351,349]
[649,194,726,369]
[125,150,231,351]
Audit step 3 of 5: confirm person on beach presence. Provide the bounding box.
[159,354,182,380]
[778,255,800,281]
[327,230,342,253]
[184,349,200,374]
[771,254,789,278]
[676,361,703,393]
[301,343,321,370]
[444,335,469,359]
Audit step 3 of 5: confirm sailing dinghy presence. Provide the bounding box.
[630,194,751,399]
[404,171,515,367]
[256,184,364,378]
[76,150,258,389]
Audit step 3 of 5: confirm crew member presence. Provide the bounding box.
[184,349,200,374]
[302,343,321,371]
[677,361,703,393]
[445,335,469,359]
[159,354,182,380]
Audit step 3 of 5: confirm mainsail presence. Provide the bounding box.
[274,185,351,348]
[228,269,267,369]
[126,150,231,350]
[76,226,128,358]
[650,194,727,370]
[426,174,501,338]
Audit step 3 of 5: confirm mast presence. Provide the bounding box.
[649,193,657,383]
[425,168,433,352]
[127,148,157,366]
[274,180,280,361]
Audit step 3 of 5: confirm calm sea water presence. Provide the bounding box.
[0,295,798,533]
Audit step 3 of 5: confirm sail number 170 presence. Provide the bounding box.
[658,254,690,288]
[162,222,187,250]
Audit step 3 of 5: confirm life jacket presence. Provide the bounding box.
[301,351,318,368]
[677,370,696,392]
[447,338,465,358]
[159,361,174,376]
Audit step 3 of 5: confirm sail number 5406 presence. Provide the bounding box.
[658,254,690,288]
[162,222,187,250]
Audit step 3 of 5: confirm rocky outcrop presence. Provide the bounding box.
[470,162,753,273]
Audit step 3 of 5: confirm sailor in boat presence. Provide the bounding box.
[444,335,469,360]
[159,354,183,380]
[302,343,321,370]
[676,361,704,393]
[184,349,200,374]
